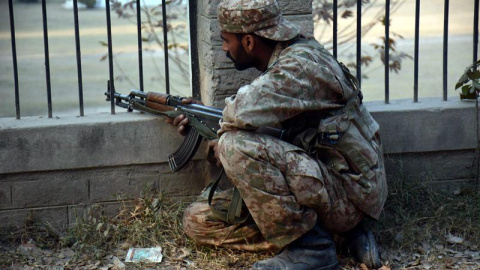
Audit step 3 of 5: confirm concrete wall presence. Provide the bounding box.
[368,98,478,183]
[0,113,208,231]
[1,98,477,231]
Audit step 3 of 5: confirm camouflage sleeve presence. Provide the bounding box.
[219,56,309,135]
[218,53,344,136]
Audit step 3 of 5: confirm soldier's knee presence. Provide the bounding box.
[182,202,206,238]
[217,130,244,163]
[182,201,230,247]
[217,130,238,152]
[218,130,258,155]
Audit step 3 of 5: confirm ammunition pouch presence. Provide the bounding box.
[291,100,379,190]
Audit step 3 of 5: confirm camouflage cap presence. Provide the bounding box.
[217,0,300,41]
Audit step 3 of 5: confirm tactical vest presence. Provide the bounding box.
[290,62,380,186]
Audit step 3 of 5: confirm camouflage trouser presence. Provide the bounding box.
[183,130,364,250]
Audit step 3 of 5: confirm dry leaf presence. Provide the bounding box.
[446,233,464,244]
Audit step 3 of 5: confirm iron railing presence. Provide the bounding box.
[105,0,172,115]
[8,0,19,119]
[6,0,183,119]
[5,0,480,119]
[329,0,479,104]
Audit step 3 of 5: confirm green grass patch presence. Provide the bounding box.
[373,177,480,251]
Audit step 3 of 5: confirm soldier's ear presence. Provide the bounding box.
[241,34,256,53]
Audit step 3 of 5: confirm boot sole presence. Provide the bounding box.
[364,230,382,269]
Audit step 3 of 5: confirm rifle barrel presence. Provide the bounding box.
[129,89,147,99]
[185,103,223,115]
[114,92,131,101]
[179,106,222,121]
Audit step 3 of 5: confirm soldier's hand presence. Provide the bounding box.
[166,97,203,136]
[171,114,189,136]
[207,139,222,167]
[181,97,204,106]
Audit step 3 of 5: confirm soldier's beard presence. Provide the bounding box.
[226,47,255,71]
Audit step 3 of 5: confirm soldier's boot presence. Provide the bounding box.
[251,224,338,270]
[344,225,382,269]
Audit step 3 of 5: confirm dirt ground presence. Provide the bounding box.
[1,181,479,270]
[1,236,479,270]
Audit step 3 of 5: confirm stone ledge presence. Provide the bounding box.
[0,206,69,232]
[0,162,206,211]
[0,112,202,175]
[0,98,476,175]
[384,149,476,182]
[366,98,477,154]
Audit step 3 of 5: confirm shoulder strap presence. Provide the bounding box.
[207,169,250,224]
[337,61,363,105]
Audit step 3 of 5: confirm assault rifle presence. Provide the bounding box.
[106,84,290,224]
[105,84,222,172]
[106,83,288,173]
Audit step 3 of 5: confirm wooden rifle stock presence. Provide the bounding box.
[145,100,174,112]
[146,92,169,105]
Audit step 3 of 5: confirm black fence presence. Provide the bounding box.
[7,0,195,119]
[330,0,479,104]
[5,0,480,119]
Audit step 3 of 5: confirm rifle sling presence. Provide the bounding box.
[207,169,250,225]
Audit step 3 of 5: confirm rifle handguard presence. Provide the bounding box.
[145,100,174,113]
[146,92,170,104]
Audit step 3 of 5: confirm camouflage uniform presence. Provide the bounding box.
[183,0,387,251]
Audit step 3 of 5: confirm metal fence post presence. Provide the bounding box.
[8,0,20,119]
[443,0,449,101]
[385,0,390,104]
[73,0,84,117]
[136,0,144,92]
[106,0,115,114]
[41,0,53,118]
[413,0,420,102]
[162,0,170,95]
[356,0,362,88]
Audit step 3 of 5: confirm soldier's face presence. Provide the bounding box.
[221,32,255,71]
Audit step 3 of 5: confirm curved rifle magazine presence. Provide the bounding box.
[168,127,203,172]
